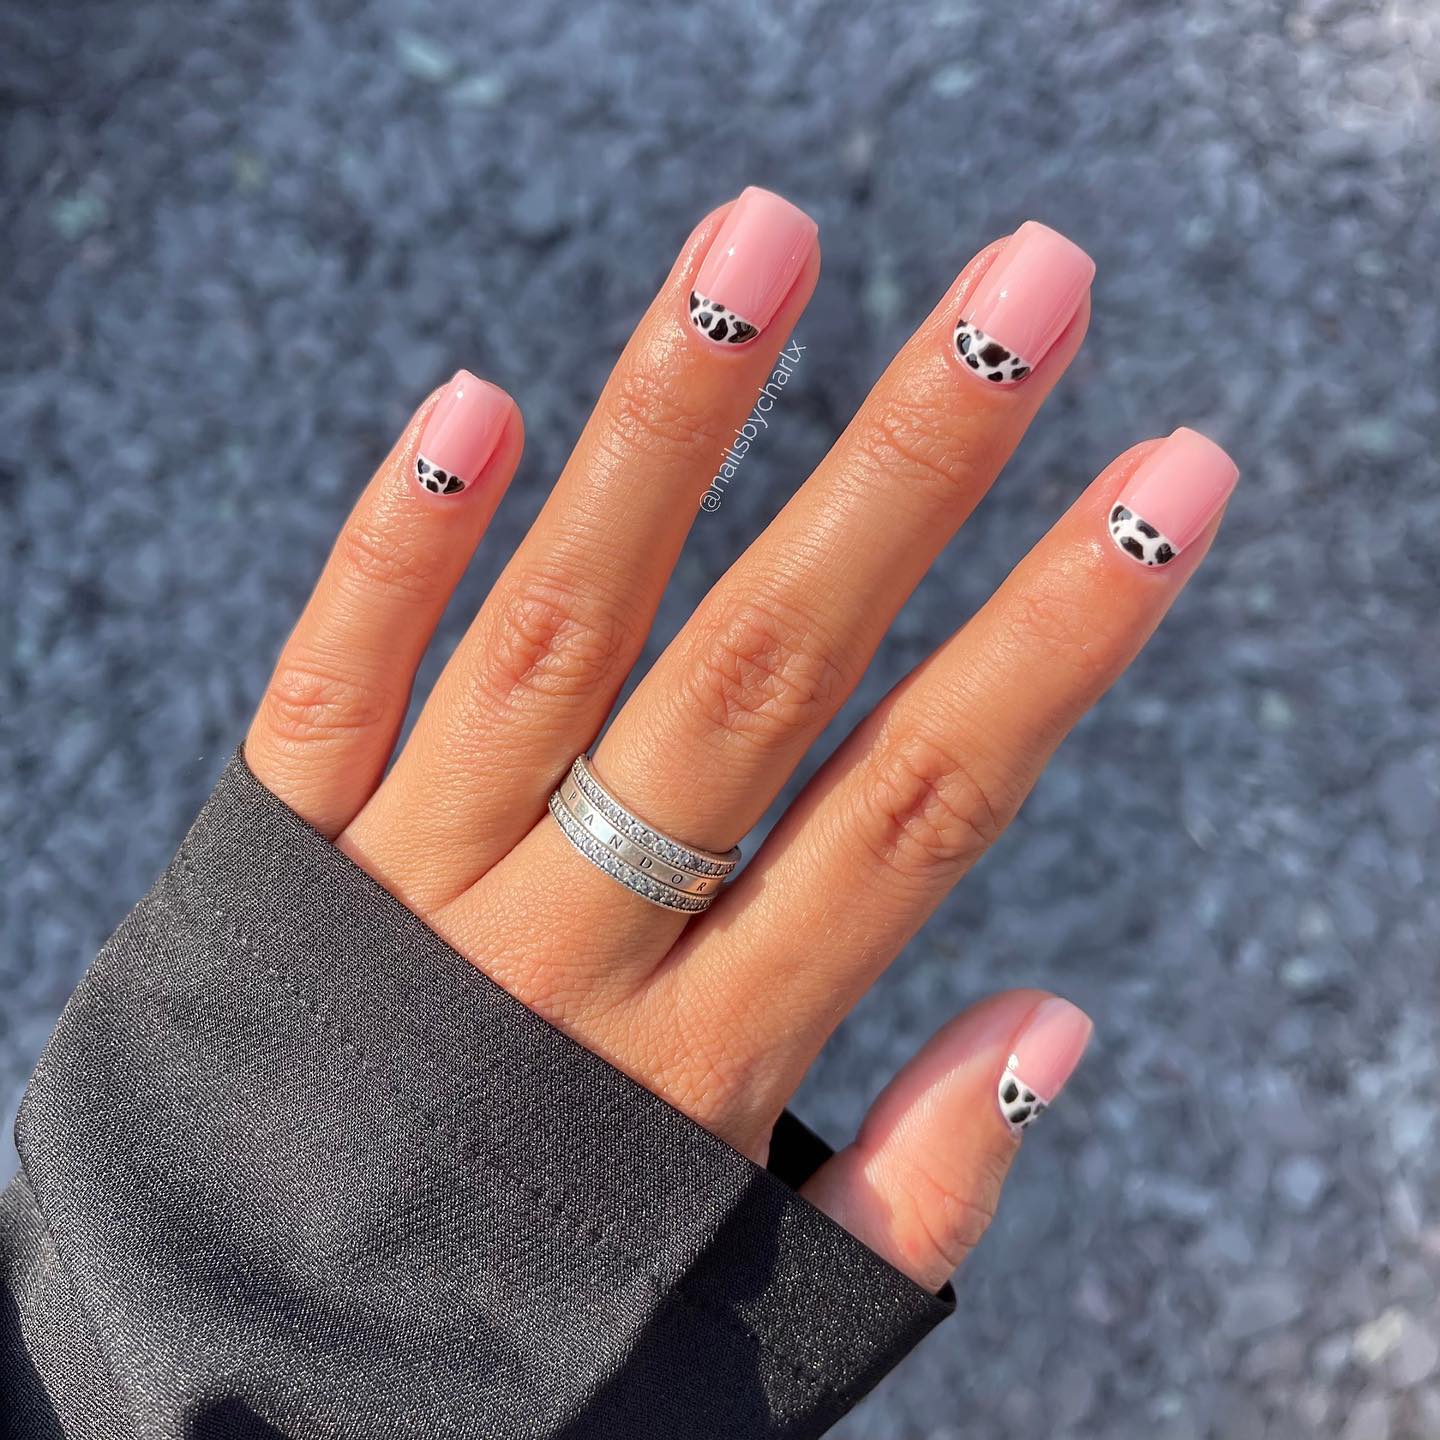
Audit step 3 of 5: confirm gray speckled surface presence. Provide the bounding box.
[3,1,1439,1435]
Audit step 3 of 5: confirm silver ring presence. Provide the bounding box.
[553,782,720,897]
[548,754,738,913]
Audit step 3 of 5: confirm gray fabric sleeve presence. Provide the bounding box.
[1,751,952,1439]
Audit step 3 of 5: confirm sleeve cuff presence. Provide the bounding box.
[14,750,952,1437]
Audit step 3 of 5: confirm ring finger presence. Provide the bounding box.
[341,188,821,910]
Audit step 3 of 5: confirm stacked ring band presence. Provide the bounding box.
[548,754,739,913]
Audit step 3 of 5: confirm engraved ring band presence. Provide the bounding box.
[547,754,739,915]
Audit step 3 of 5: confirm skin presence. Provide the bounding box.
[246,198,1229,1294]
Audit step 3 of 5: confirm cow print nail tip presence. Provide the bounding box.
[1108,503,1178,566]
[998,1055,1049,1135]
[953,319,1033,384]
[415,455,466,497]
[688,290,760,346]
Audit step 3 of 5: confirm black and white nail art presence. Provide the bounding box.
[953,319,1032,384]
[1109,504,1177,566]
[998,1055,1048,1135]
[689,291,759,345]
[416,455,465,496]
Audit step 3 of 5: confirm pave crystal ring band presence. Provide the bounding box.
[548,754,739,913]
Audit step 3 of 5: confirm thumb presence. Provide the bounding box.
[798,990,1094,1293]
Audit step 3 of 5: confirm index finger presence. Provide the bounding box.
[658,429,1240,1119]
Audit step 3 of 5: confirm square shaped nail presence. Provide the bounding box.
[1108,427,1240,565]
[415,370,513,497]
[997,997,1094,1135]
[689,187,818,346]
[954,221,1094,384]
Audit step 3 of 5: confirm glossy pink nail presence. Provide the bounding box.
[688,186,818,347]
[1108,427,1240,566]
[997,997,1094,1135]
[954,220,1095,384]
[415,370,512,498]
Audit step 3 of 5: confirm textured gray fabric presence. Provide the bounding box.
[0,752,949,1438]
[1,1175,125,1439]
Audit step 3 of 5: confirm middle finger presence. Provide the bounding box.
[447,222,1094,991]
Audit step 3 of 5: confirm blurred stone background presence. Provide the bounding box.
[3,0,1438,1435]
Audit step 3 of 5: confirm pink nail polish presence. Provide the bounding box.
[997,997,1094,1135]
[1108,427,1240,566]
[954,220,1095,384]
[415,370,512,497]
[688,186,818,347]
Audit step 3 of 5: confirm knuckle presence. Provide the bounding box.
[601,364,724,465]
[480,572,634,710]
[850,395,980,500]
[855,732,1012,882]
[333,517,435,603]
[890,1149,1006,1277]
[682,596,849,747]
[259,656,391,750]
[1004,582,1122,690]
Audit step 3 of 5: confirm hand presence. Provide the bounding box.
[244,188,1237,1293]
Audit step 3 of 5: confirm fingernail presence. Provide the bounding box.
[1108,426,1240,566]
[689,186,818,347]
[954,220,1094,384]
[997,997,1094,1135]
[415,370,512,498]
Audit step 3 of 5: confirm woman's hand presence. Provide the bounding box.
[244,188,1237,1294]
